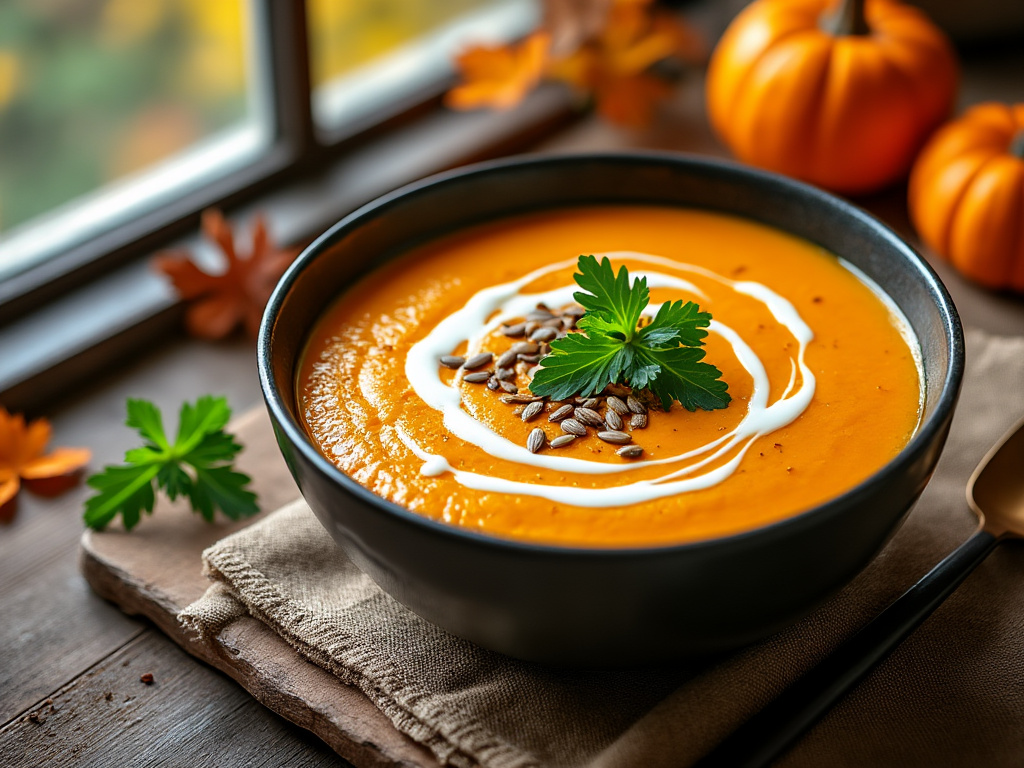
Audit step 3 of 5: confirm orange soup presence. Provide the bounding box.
[298,206,921,547]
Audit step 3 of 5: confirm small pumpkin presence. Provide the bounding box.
[706,0,958,194]
[909,103,1024,291]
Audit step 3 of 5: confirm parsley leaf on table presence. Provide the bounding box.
[530,255,731,411]
[83,396,259,531]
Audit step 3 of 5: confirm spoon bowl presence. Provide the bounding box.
[969,416,1024,536]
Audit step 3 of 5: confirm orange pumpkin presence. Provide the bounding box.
[909,103,1024,291]
[706,0,958,194]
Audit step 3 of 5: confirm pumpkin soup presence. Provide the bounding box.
[298,206,921,547]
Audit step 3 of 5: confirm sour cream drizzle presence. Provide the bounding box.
[399,252,817,507]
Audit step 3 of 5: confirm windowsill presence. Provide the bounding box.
[0,89,577,413]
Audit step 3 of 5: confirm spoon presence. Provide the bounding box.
[695,416,1024,768]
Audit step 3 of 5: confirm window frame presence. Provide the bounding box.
[0,0,574,411]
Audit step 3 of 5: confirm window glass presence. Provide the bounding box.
[0,0,267,281]
[307,0,536,130]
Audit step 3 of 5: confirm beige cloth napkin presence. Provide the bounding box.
[180,329,1024,768]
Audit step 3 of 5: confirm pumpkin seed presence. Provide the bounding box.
[501,323,526,337]
[463,371,491,383]
[517,353,540,364]
[527,428,546,454]
[597,430,632,445]
[630,412,648,429]
[464,352,493,370]
[524,321,540,335]
[487,377,500,390]
[550,435,576,448]
[605,410,623,431]
[440,355,465,369]
[574,407,604,427]
[583,398,601,409]
[521,401,544,422]
[495,367,516,382]
[606,396,630,416]
[548,404,574,422]
[617,445,643,459]
[563,305,586,319]
[526,309,554,322]
[499,380,518,394]
[626,395,647,414]
[560,419,587,437]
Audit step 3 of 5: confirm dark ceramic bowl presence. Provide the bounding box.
[258,152,963,666]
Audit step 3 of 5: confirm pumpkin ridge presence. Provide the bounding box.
[933,154,1000,257]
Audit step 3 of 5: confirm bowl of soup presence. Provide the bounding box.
[258,152,963,665]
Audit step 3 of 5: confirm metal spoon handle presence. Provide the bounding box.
[694,528,1000,768]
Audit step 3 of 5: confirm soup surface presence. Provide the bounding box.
[299,206,922,547]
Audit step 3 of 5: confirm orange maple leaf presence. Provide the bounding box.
[446,31,551,111]
[154,209,299,340]
[0,408,91,523]
[549,1,706,128]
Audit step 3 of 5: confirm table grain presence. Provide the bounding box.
[2,42,1023,768]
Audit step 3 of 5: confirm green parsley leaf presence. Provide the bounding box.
[83,396,258,531]
[530,255,731,411]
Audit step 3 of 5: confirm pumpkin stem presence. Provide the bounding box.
[821,0,870,36]
[1011,130,1024,160]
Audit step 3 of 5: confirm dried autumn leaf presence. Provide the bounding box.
[154,209,299,340]
[0,407,91,523]
[548,1,706,127]
[446,31,551,111]
[542,0,612,57]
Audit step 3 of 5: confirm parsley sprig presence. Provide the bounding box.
[83,396,259,531]
[530,255,731,411]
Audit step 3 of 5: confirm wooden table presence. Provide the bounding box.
[2,41,1023,768]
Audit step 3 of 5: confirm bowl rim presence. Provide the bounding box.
[258,150,965,559]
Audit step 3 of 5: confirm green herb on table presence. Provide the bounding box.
[530,255,731,411]
[83,396,258,531]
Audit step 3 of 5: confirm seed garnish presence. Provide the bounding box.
[527,428,546,454]
[501,323,526,337]
[548,404,574,422]
[496,349,519,369]
[597,430,632,445]
[630,412,648,429]
[510,341,539,355]
[560,419,587,437]
[440,355,465,369]
[530,327,558,342]
[499,380,518,394]
[606,396,629,416]
[495,367,516,382]
[501,394,545,403]
[617,445,643,458]
[464,352,493,370]
[626,395,647,414]
[574,407,604,427]
[463,371,491,383]
[605,410,623,431]
[521,401,544,422]
[550,435,576,448]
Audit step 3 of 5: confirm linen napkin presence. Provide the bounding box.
[180,329,1024,768]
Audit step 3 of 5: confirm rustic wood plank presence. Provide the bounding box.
[78,406,443,768]
[0,339,263,724]
[0,631,347,768]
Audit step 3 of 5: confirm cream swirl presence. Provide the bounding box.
[399,252,816,507]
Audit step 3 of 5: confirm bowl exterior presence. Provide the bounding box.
[259,152,963,665]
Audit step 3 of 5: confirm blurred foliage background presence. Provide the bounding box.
[0,0,489,237]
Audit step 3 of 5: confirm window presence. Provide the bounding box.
[308,0,535,132]
[0,0,269,282]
